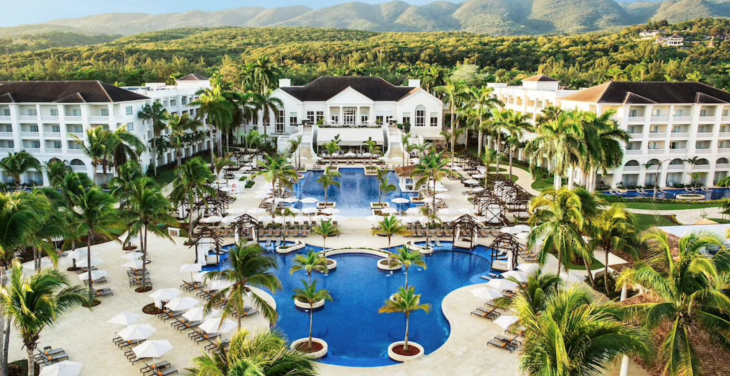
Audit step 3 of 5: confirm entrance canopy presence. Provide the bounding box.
[317,128,383,146]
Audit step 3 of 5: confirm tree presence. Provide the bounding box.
[379,286,431,352]
[137,101,169,176]
[123,179,177,291]
[168,114,203,166]
[376,168,396,206]
[519,287,651,376]
[288,135,303,171]
[290,250,328,284]
[252,90,284,137]
[362,137,380,165]
[44,160,72,189]
[0,261,87,376]
[525,111,586,190]
[581,110,629,192]
[372,216,410,266]
[170,158,216,243]
[213,154,235,190]
[312,219,339,261]
[317,167,341,207]
[435,80,466,167]
[256,155,298,216]
[496,271,562,319]
[109,126,146,177]
[528,188,587,275]
[413,151,451,209]
[619,230,730,376]
[394,246,427,288]
[186,329,316,376]
[68,187,121,305]
[589,204,639,294]
[481,150,498,188]
[465,86,502,158]
[191,86,235,157]
[292,280,333,351]
[0,152,42,188]
[71,127,113,185]
[203,243,282,330]
[684,156,701,187]
[502,111,532,179]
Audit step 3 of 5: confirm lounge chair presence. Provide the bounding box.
[477,306,502,319]
[95,288,113,297]
[141,361,171,375]
[156,368,179,376]
[204,339,230,352]
[487,340,517,353]
[193,332,220,344]
[39,353,69,364]
[470,309,499,320]
[495,335,522,347]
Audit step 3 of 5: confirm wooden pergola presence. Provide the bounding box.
[475,193,509,226]
[489,233,523,271]
[232,214,262,243]
[450,214,481,249]
[189,226,224,264]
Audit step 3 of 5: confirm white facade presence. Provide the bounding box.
[0,76,211,186]
[657,35,684,47]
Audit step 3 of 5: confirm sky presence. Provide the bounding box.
[1,0,458,27]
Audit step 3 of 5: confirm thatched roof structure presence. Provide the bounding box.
[395,165,416,178]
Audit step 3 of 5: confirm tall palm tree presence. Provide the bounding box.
[496,271,562,319]
[290,250,328,284]
[204,243,282,330]
[435,80,466,166]
[528,188,587,275]
[213,154,235,190]
[44,160,72,188]
[582,110,629,192]
[619,230,730,376]
[26,210,65,272]
[525,110,586,190]
[256,155,298,217]
[288,135,303,171]
[362,137,380,165]
[373,217,409,266]
[317,167,341,207]
[589,204,639,294]
[394,246,427,288]
[413,151,451,209]
[481,150,498,188]
[252,90,284,137]
[109,126,146,177]
[465,86,502,158]
[293,280,333,351]
[519,287,651,376]
[191,86,235,158]
[68,187,121,304]
[379,286,431,352]
[421,66,446,94]
[502,111,533,179]
[72,127,112,185]
[488,109,512,173]
[168,114,203,166]
[250,55,283,94]
[123,179,176,290]
[0,261,87,376]
[376,168,396,206]
[312,219,339,261]
[684,156,702,187]
[170,158,216,243]
[0,151,42,188]
[137,101,169,176]
[186,329,316,376]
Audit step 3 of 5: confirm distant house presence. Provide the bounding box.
[639,30,660,40]
[657,34,684,47]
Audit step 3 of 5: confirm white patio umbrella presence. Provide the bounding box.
[513,224,531,233]
[363,152,373,157]
[486,279,519,292]
[464,179,479,185]
[199,318,236,334]
[472,187,485,193]
[472,174,486,179]
[381,208,398,215]
[561,272,586,285]
[132,340,173,360]
[257,215,273,223]
[38,361,83,376]
[392,198,409,204]
[120,252,143,261]
[300,197,319,204]
[302,207,318,214]
[247,208,266,215]
[209,279,233,291]
[502,271,529,283]
[438,208,454,215]
[516,232,529,242]
[193,272,208,283]
[435,193,451,199]
[117,324,156,341]
[287,208,301,214]
[107,312,142,326]
[470,287,503,301]
[183,307,219,322]
[221,216,238,225]
[77,270,108,281]
[68,249,90,260]
[493,315,519,331]
[517,263,540,275]
[282,197,299,204]
[165,297,199,312]
[321,208,340,215]
[149,288,181,305]
[459,208,477,215]
[227,208,245,215]
[344,152,356,157]
[122,260,144,269]
[200,216,223,224]
[406,207,421,215]
[500,227,520,235]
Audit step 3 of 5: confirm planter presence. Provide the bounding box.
[388,341,424,362]
[676,193,705,201]
[370,202,391,209]
[276,240,305,254]
[325,258,337,270]
[294,297,326,310]
[377,258,402,271]
[291,338,328,359]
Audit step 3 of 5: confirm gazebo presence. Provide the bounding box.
[189,227,224,265]
[232,214,262,244]
[489,233,523,271]
[450,214,481,249]
[475,193,509,226]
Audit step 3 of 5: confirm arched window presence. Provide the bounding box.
[697,158,710,165]
[624,160,640,167]
[647,159,660,165]
[670,158,683,165]
[718,158,729,164]
[70,159,85,167]
[415,105,426,127]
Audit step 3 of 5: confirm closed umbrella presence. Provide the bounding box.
[165,297,199,312]
[493,315,519,331]
[132,340,173,360]
[78,270,108,281]
[107,312,142,326]
[199,318,236,334]
[183,307,219,322]
[470,287,503,301]
[38,361,83,376]
[118,324,156,341]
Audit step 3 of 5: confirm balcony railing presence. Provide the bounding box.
[720,132,730,138]
[668,164,684,171]
[696,132,714,138]
[668,148,687,154]
[71,165,86,172]
[695,149,712,154]
[694,164,710,170]
[627,116,645,122]
[44,147,62,153]
[651,116,669,122]
[89,116,110,123]
[0,132,13,138]
[716,163,730,170]
[44,131,61,137]
[0,116,10,122]
[628,132,643,138]
[670,132,689,139]
[65,116,82,122]
[20,132,39,137]
[623,166,641,172]
[648,149,666,154]
[67,131,84,136]
[721,116,730,122]
[67,149,84,154]
[41,116,59,122]
[673,116,692,122]
[649,133,666,139]
[23,148,40,153]
[719,148,730,153]
[625,150,642,155]
[18,116,37,122]
[699,115,716,121]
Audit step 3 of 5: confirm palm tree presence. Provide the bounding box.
[435,80,466,166]
[373,216,409,266]
[123,179,177,290]
[363,137,380,165]
[376,168,396,206]
[68,187,121,304]
[252,90,284,137]
[191,86,235,157]
[394,246,427,288]
[421,66,447,94]
[519,287,651,376]
[502,111,532,179]
[109,161,143,207]
[528,188,587,275]
[44,160,72,188]
[288,135,303,171]
[413,151,451,209]
[290,250,328,284]
[137,101,169,176]
[0,151,42,188]
[619,230,730,376]
[256,155,298,216]
[582,110,629,192]
[317,167,341,207]
[186,329,316,376]
[213,154,235,190]
[250,55,283,94]
[684,156,701,187]
[312,219,339,261]
[525,111,586,190]
[465,86,502,158]
[204,243,281,330]
[0,260,87,376]
[168,114,203,166]
[72,126,112,185]
[589,204,639,294]
[170,158,215,243]
[109,126,146,177]
[481,150,498,188]
[26,210,65,272]
[496,271,562,319]
[293,280,333,351]
[379,286,431,352]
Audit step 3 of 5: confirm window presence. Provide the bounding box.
[306,111,315,123]
[361,114,369,123]
[68,141,82,150]
[2,109,9,116]
[402,112,411,125]
[69,125,83,134]
[182,97,188,105]
[101,108,109,116]
[51,125,60,133]
[27,109,37,116]
[675,109,685,116]
[51,141,61,149]
[331,115,339,123]
[415,106,426,127]
[276,110,285,131]
[170,100,177,107]
[126,122,135,132]
[316,111,324,123]
[289,112,298,125]
[252,114,258,125]
[125,106,133,115]
[29,125,39,132]
[71,109,81,116]
[652,109,661,116]
[629,109,638,117]
[700,109,708,116]
[28,141,40,148]
[385,111,394,124]
[430,113,438,127]
[50,109,58,116]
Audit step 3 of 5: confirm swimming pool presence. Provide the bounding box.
[603,188,730,200]
[292,168,419,217]
[208,243,494,367]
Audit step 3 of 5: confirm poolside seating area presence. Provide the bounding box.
[33,346,70,366]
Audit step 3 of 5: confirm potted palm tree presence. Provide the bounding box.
[312,219,340,270]
[290,250,329,309]
[379,286,431,362]
[290,280,333,359]
[317,167,341,209]
[371,169,395,209]
[373,216,409,271]
[394,247,427,289]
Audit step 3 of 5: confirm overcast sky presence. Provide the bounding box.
[2,0,461,27]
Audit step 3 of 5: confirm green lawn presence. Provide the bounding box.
[620,201,723,210]
[709,218,730,224]
[633,214,677,231]
[566,257,604,271]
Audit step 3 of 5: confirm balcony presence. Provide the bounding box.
[67,149,84,154]
[695,149,712,154]
[20,132,39,137]
[89,116,110,123]
[67,130,84,136]
[694,164,710,171]
[627,116,645,123]
[65,116,82,123]
[71,165,86,172]
[628,132,643,138]
[0,132,13,138]
[44,147,62,153]
[668,164,684,171]
[625,150,643,155]
[41,116,59,122]
[651,116,669,122]
[648,149,666,154]
[44,132,61,138]
[719,148,730,153]
[722,116,730,122]
[0,148,14,153]
[23,148,40,153]
[696,132,714,138]
[673,116,692,122]
[670,132,689,139]
[0,116,10,122]
[720,132,730,138]
[18,116,37,122]
[623,166,641,172]
[699,116,716,122]
[649,133,666,139]
[716,163,730,170]
[668,148,687,154]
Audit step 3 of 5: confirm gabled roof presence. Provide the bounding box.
[560,81,730,104]
[522,74,558,82]
[177,73,208,81]
[280,77,417,102]
[0,81,149,103]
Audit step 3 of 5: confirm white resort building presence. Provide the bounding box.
[0,74,212,185]
[490,76,730,188]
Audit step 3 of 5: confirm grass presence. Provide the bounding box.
[633,213,677,231]
[709,218,730,224]
[566,257,604,271]
[620,201,723,210]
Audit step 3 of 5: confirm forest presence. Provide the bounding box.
[2,18,730,90]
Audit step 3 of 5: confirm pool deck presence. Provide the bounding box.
[10,170,648,375]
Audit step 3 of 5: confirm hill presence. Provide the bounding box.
[3,0,730,38]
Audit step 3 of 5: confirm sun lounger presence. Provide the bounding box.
[118,339,145,349]
[34,348,64,363]
[470,309,499,320]
[95,288,113,297]
[477,306,502,319]
[141,361,171,375]
[154,368,179,376]
[495,335,522,347]
[39,352,69,364]
[487,340,516,353]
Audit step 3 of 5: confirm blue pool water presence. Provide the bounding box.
[292,168,419,217]
[604,188,730,200]
[207,243,494,367]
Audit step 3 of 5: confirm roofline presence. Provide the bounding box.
[325,86,375,104]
